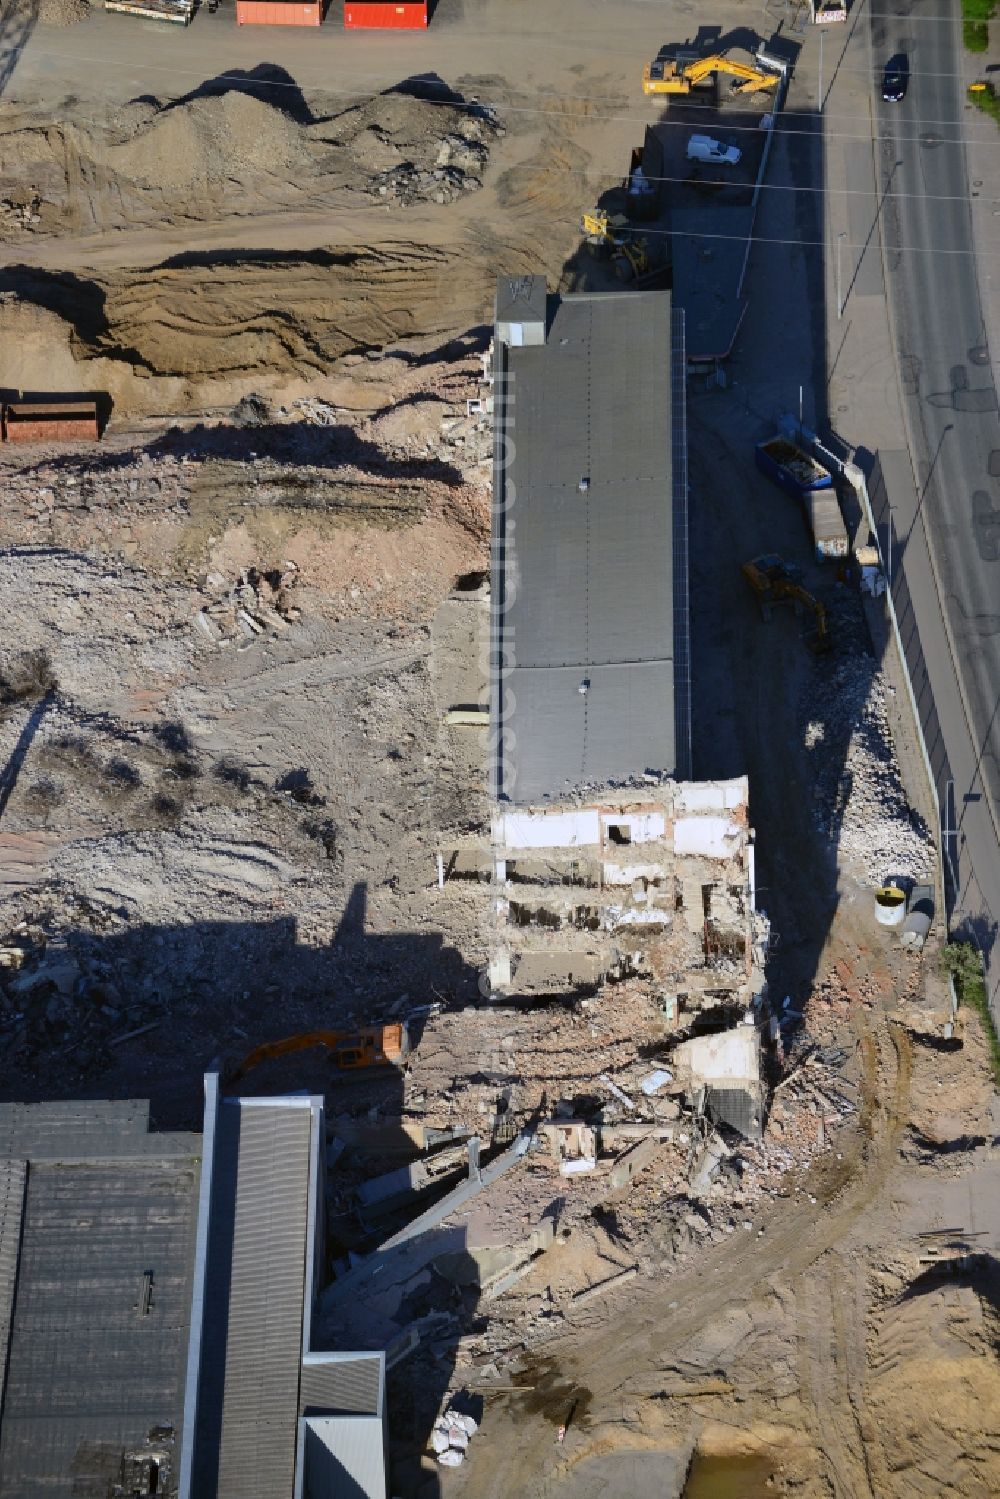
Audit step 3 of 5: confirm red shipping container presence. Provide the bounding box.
[344,2,427,28]
[237,0,323,23]
[3,402,100,444]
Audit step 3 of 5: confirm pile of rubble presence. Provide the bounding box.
[324,91,503,207]
[1,194,41,231]
[194,563,301,648]
[805,644,933,884]
[0,927,165,1083]
[372,140,489,206]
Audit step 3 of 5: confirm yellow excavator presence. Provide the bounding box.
[643,50,780,97]
[580,208,650,281]
[224,1022,410,1088]
[741,555,831,653]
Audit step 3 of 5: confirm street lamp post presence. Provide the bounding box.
[819,31,825,112]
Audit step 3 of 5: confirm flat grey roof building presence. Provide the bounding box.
[490,277,689,803]
[0,1102,201,1499]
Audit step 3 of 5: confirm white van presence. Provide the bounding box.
[686,134,742,166]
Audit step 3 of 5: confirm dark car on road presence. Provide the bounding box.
[882,54,908,102]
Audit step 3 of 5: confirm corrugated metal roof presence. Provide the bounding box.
[300,1356,382,1417]
[0,1158,198,1497]
[191,1100,313,1499]
[0,1100,199,1163]
[301,1415,386,1499]
[492,287,680,803]
[0,1159,26,1411]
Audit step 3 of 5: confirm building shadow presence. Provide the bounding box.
[0,881,479,1127]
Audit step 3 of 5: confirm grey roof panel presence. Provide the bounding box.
[506,662,675,803]
[0,1159,26,1410]
[300,1355,382,1417]
[0,1100,199,1163]
[0,1159,198,1496]
[301,1415,386,1499]
[493,288,678,802]
[192,1100,313,1499]
[495,273,547,328]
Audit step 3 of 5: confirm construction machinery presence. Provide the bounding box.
[643,50,781,97]
[741,555,831,653]
[225,1022,410,1088]
[580,208,650,281]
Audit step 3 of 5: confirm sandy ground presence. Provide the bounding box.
[0,2,997,1496]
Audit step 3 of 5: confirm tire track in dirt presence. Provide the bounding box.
[459,1011,914,1497]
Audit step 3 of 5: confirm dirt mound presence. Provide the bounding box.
[316,90,502,204]
[0,243,491,412]
[0,82,506,243]
[109,91,305,190]
[96,243,476,378]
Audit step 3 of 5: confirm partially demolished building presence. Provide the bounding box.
[482,277,766,1045]
[487,780,762,1022]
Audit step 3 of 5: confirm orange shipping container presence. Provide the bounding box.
[344,2,427,27]
[236,0,323,23]
[3,402,100,444]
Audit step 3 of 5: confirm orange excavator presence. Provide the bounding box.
[643,49,781,97]
[741,555,832,653]
[225,1022,410,1088]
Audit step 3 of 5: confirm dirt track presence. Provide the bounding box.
[456,1000,1000,1498]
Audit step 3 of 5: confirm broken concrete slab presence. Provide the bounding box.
[483,778,760,1004]
[609,1135,664,1189]
[689,1130,729,1195]
[673,1023,766,1140]
[572,1264,639,1306]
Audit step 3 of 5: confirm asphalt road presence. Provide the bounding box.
[872,0,1000,995]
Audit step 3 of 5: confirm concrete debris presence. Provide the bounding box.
[540,1118,597,1169]
[804,643,933,884]
[689,1130,729,1195]
[673,1023,765,1139]
[599,1074,637,1112]
[432,1401,480,1467]
[478,779,761,1009]
[609,1134,664,1189]
[572,1264,639,1305]
[195,563,301,647]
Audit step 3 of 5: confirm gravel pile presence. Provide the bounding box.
[110,91,304,190]
[804,646,933,884]
[37,0,90,25]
